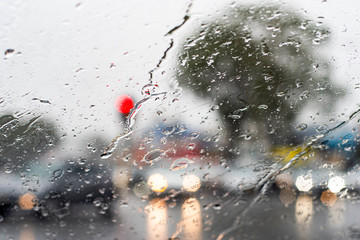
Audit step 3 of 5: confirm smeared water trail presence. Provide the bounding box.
[147,1,193,83]
[101,91,167,159]
[102,1,193,158]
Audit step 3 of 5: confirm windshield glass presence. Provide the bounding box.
[1,0,360,239]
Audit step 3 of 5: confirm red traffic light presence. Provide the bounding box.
[115,95,134,114]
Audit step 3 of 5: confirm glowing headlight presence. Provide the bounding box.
[182,174,201,192]
[18,192,37,210]
[295,174,313,192]
[148,173,168,193]
[328,176,345,193]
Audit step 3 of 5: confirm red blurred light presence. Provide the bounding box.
[115,95,134,114]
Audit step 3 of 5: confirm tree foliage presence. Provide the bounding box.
[0,114,59,167]
[177,6,342,156]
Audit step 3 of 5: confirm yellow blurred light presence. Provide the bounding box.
[182,174,201,192]
[148,173,168,193]
[295,195,313,238]
[295,175,313,192]
[271,146,313,167]
[146,198,167,240]
[182,198,202,240]
[328,176,345,193]
[19,226,35,240]
[18,192,37,210]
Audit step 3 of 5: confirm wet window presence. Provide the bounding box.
[1,0,360,239]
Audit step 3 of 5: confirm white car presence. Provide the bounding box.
[128,156,222,197]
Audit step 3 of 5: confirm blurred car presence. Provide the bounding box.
[272,128,360,195]
[0,157,116,219]
[125,123,223,197]
[216,161,276,194]
[0,173,25,215]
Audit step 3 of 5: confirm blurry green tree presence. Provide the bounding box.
[0,113,59,168]
[177,6,342,159]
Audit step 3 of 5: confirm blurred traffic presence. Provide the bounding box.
[2,96,360,221]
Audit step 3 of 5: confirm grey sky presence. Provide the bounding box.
[1,0,360,148]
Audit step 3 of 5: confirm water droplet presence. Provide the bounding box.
[342,137,351,145]
[210,105,219,111]
[187,143,196,150]
[316,16,324,26]
[344,146,352,152]
[99,188,106,195]
[141,83,159,96]
[170,158,193,171]
[101,151,113,159]
[312,39,321,45]
[51,169,64,181]
[55,207,70,219]
[78,158,86,165]
[162,126,175,135]
[237,99,249,111]
[300,21,309,30]
[260,41,270,56]
[3,165,12,174]
[122,153,131,162]
[210,133,221,142]
[213,203,222,210]
[20,172,26,179]
[316,82,328,91]
[228,114,242,120]
[296,123,307,131]
[161,136,167,144]
[176,125,187,133]
[143,149,165,164]
[299,91,309,100]
[189,132,199,139]
[316,124,328,133]
[243,134,252,140]
[258,104,268,110]
[4,49,14,56]
[93,199,102,207]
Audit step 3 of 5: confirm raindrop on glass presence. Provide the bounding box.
[141,83,159,96]
[143,149,165,164]
[122,153,131,162]
[162,126,176,135]
[296,123,308,131]
[258,104,268,110]
[189,132,199,140]
[299,91,309,100]
[170,158,193,171]
[187,143,196,150]
[237,99,249,111]
[213,203,222,210]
